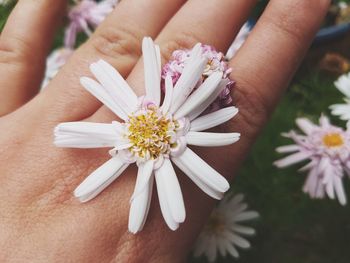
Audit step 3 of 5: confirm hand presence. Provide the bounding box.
[0,0,330,262]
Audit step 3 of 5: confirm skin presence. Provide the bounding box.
[0,0,330,262]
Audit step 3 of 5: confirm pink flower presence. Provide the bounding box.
[274,115,350,205]
[161,44,234,112]
[64,0,118,48]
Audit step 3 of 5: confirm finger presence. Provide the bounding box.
[0,0,66,116]
[92,0,257,121]
[38,0,186,122]
[229,0,330,142]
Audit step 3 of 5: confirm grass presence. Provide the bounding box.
[1,2,350,263]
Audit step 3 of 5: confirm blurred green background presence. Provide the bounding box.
[1,1,350,262]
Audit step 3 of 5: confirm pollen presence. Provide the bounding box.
[127,106,177,160]
[323,133,344,148]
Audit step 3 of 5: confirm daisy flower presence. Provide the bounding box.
[64,0,118,48]
[193,193,259,262]
[161,44,234,112]
[54,37,240,233]
[226,22,251,60]
[41,47,74,89]
[330,72,350,121]
[274,115,350,205]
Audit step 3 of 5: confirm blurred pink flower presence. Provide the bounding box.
[274,115,350,205]
[64,0,118,48]
[161,44,234,112]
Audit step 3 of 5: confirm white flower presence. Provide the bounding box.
[55,37,240,233]
[275,116,350,205]
[330,73,350,121]
[225,23,251,60]
[41,48,73,89]
[193,193,259,262]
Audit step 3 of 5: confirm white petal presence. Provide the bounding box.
[330,104,350,114]
[54,121,127,148]
[190,107,238,131]
[54,121,121,138]
[299,160,316,172]
[161,75,174,114]
[319,114,330,128]
[225,232,250,249]
[130,160,154,201]
[95,59,138,107]
[276,144,300,153]
[296,118,316,135]
[232,224,256,235]
[274,151,312,168]
[228,193,244,207]
[155,167,179,231]
[142,37,161,105]
[155,159,186,223]
[186,131,240,147]
[323,165,335,199]
[170,44,208,113]
[74,156,129,202]
[225,242,239,258]
[54,136,116,148]
[230,203,248,216]
[90,61,136,113]
[303,166,319,197]
[335,73,350,98]
[330,103,350,121]
[187,79,230,121]
[170,155,223,200]
[113,142,133,150]
[334,175,347,205]
[187,43,202,64]
[174,72,223,119]
[128,163,154,234]
[233,211,259,222]
[171,147,230,194]
[172,150,224,199]
[80,77,128,120]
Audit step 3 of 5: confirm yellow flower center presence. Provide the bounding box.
[322,133,344,148]
[127,106,176,159]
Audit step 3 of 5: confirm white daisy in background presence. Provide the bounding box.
[226,22,251,60]
[330,72,350,121]
[41,48,74,89]
[274,115,350,205]
[64,0,118,48]
[55,37,240,233]
[193,193,259,262]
